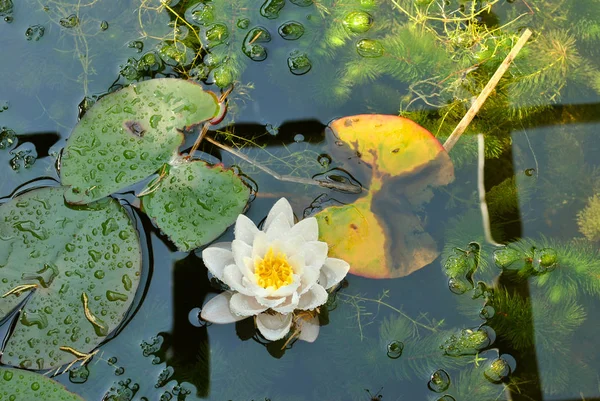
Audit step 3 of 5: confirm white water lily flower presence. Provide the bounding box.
[201,198,350,342]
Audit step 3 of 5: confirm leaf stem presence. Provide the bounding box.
[203,135,363,193]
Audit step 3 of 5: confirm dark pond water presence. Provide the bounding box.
[1,0,600,400]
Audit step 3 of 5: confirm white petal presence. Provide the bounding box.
[264,198,294,231]
[269,276,301,298]
[202,243,233,281]
[229,293,268,317]
[287,252,305,276]
[252,232,270,258]
[266,213,292,241]
[272,292,299,314]
[256,312,293,341]
[288,217,319,242]
[298,315,320,343]
[299,266,320,295]
[256,296,286,308]
[234,214,259,245]
[243,278,271,298]
[281,235,307,257]
[232,239,252,268]
[297,284,328,310]
[302,241,328,270]
[222,264,253,296]
[201,292,246,324]
[319,258,350,289]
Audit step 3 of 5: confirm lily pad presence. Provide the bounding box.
[60,78,220,204]
[0,367,85,401]
[141,159,250,251]
[329,114,453,184]
[315,114,454,279]
[0,187,141,369]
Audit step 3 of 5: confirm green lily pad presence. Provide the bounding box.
[0,187,141,369]
[60,78,220,204]
[0,367,85,401]
[141,159,250,251]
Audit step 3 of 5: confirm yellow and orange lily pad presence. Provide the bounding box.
[314,114,454,279]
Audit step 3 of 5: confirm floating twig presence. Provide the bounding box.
[443,28,533,152]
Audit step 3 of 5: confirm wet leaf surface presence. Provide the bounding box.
[141,159,250,252]
[60,79,220,204]
[0,187,141,369]
[316,114,454,278]
[0,366,85,401]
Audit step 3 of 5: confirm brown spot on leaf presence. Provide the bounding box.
[124,121,146,137]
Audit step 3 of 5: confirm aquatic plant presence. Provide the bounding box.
[577,194,600,241]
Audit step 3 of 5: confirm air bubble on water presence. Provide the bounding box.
[266,123,279,136]
[100,20,109,31]
[243,43,267,61]
[102,378,139,401]
[524,168,535,176]
[479,305,495,320]
[242,27,270,61]
[436,396,456,401]
[189,3,214,25]
[386,340,404,359]
[448,277,471,295]
[69,364,90,384]
[156,366,174,388]
[9,143,37,170]
[290,0,312,6]
[0,100,8,112]
[428,369,451,393]
[25,25,45,41]
[141,335,164,357]
[317,154,331,167]
[204,23,229,48]
[260,0,285,19]
[484,357,512,383]
[0,127,16,149]
[294,133,304,142]
[442,327,493,356]
[532,247,557,273]
[278,21,305,40]
[128,41,144,53]
[356,39,384,58]
[287,50,312,75]
[343,11,373,33]
[493,246,523,270]
[237,18,250,29]
[0,0,13,18]
[59,14,79,28]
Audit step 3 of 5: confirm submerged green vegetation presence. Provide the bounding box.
[1,0,600,400]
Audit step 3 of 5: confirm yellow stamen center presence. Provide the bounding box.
[255,247,294,289]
